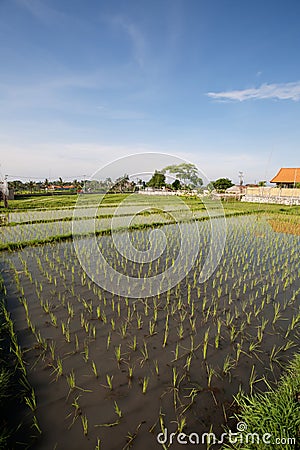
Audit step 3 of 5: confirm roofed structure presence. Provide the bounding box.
[270,168,300,187]
[226,185,247,194]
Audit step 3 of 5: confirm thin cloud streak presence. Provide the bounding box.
[0,68,139,113]
[207,81,300,102]
[15,0,67,25]
[104,14,146,68]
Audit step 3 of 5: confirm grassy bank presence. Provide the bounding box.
[1,193,300,215]
[1,193,128,211]
[227,353,300,449]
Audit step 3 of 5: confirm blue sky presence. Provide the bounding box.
[1,0,300,184]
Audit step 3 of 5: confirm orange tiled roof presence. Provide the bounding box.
[270,168,300,183]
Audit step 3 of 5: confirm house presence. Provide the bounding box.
[243,168,300,205]
[270,168,300,188]
[49,185,61,191]
[49,184,75,191]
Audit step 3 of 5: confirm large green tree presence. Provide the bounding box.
[162,163,203,188]
[212,178,234,192]
[171,179,181,190]
[9,180,23,192]
[112,174,135,193]
[147,171,166,189]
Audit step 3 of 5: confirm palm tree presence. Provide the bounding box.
[28,180,35,194]
[43,178,49,192]
[73,179,82,192]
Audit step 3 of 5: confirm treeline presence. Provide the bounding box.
[8,178,84,193]
[8,163,238,195]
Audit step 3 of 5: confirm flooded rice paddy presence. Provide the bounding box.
[0,211,299,449]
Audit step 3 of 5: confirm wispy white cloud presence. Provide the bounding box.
[15,0,66,25]
[0,68,136,113]
[105,15,146,68]
[207,81,300,102]
[15,0,90,32]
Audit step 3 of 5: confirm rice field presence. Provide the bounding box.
[1,195,211,247]
[0,195,299,449]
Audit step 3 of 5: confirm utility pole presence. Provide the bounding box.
[3,175,8,208]
[238,171,244,197]
[238,171,244,186]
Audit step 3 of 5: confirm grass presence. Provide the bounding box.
[2,191,300,213]
[226,353,300,450]
[1,192,139,211]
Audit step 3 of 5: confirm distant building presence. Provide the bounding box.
[49,184,75,191]
[225,185,247,194]
[243,168,300,205]
[270,168,300,188]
